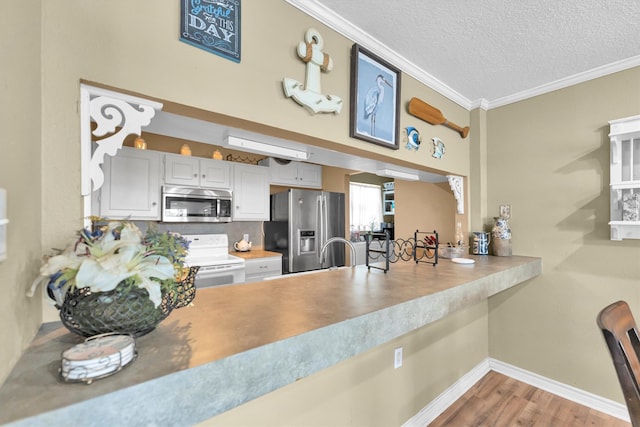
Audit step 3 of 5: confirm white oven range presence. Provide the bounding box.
[183,234,245,288]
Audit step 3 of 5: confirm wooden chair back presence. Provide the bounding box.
[597,300,640,426]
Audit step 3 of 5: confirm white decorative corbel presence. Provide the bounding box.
[282,28,343,114]
[80,85,163,196]
[88,96,157,192]
[447,175,464,214]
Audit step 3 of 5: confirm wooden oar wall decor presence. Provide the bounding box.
[408,97,470,139]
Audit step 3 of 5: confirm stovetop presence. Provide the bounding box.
[183,234,244,267]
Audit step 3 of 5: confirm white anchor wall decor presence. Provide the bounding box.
[283,28,343,114]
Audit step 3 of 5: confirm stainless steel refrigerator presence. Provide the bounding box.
[264,189,345,274]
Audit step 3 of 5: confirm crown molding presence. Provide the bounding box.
[469,98,490,111]
[287,1,640,111]
[486,55,640,109]
[285,0,474,110]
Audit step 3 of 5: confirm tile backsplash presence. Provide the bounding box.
[134,221,264,250]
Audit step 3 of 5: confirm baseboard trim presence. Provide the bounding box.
[401,359,491,427]
[402,358,630,426]
[489,359,630,422]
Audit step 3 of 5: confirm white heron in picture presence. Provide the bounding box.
[364,74,392,137]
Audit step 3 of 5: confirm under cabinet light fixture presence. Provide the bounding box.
[376,169,419,181]
[226,136,310,160]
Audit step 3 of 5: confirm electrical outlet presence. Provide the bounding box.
[394,347,403,369]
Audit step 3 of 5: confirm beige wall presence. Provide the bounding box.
[0,1,43,384]
[469,107,489,232]
[487,67,640,402]
[395,180,459,244]
[200,301,488,427]
[3,0,477,418]
[37,0,469,251]
[5,0,637,423]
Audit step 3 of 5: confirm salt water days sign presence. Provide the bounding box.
[180,0,241,63]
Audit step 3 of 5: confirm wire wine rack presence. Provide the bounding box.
[365,230,438,273]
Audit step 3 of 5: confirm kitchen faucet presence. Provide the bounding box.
[320,237,357,268]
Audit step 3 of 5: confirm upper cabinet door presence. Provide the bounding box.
[164,154,200,186]
[267,159,298,185]
[297,162,322,188]
[164,154,231,189]
[260,158,322,188]
[199,159,231,189]
[232,163,269,221]
[97,147,161,220]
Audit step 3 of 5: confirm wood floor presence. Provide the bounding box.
[428,371,630,427]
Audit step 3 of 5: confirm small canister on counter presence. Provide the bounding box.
[472,232,490,255]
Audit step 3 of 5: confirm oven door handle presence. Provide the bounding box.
[195,263,245,275]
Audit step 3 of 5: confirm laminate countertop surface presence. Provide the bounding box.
[0,255,541,426]
[230,248,282,259]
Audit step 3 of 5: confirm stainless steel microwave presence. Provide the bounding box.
[161,186,232,223]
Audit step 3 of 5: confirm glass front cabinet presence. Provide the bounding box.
[609,115,640,240]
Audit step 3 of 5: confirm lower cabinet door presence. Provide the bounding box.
[244,256,282,282]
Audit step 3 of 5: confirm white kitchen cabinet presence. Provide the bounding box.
[164,154,231,189]
[95,146,161,220]
[296,162,322,188]
[232,163,270,221]
[244,256,282,282]
[259,158,322,188]
[200,159,231,188]
[609,115,640,240]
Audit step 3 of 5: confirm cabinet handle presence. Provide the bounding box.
[193,173,198,178]
[202,174,206,179]
[152,202,157,206]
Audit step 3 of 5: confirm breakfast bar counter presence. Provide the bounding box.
[0,255,541,426]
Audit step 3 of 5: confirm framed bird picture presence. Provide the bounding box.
[350,44,401,149]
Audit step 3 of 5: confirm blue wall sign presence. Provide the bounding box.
[180,0,241,63]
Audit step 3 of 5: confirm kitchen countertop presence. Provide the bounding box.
[230,248,282,259]
[0,255,541,426]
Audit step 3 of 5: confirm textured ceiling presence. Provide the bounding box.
[289,0,640,109]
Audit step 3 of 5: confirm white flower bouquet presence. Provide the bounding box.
[29,219,195,336]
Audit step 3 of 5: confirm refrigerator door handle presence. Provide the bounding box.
[317,195,323,258]
[321,194,329,266]
[322,194,329,243]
